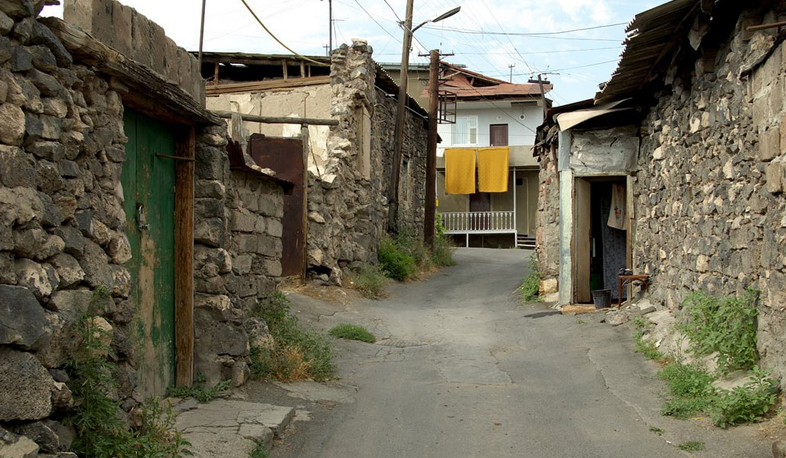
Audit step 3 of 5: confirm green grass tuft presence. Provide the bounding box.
[349,263,390,299]
[678,441,705,452]
[249,291,335,382]
[520,254,541,303]
[329,324,376,343]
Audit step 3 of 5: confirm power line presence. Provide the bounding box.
[423,25,622,41]
[423,21,628,37]
[351,0,401,43]
[238,0,329,66]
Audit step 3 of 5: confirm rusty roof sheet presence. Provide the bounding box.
[595,0,700,104]
[440,64,551,100]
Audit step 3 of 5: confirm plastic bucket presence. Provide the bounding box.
[591,289,611,309]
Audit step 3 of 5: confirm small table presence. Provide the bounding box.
[618,274,650,307]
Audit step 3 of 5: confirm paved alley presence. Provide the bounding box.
[269,248,771,458]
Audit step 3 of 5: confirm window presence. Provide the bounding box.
[452,116,478,145]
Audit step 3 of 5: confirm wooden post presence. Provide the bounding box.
[388,0,415,233]
[424,49,438,249]
[301,124,310,279]
[174,126,195,387]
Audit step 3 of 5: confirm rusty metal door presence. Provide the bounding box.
[121,108,176,397]
[249,134,305,277]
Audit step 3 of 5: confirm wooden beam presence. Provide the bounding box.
[282,60,288,80]
[213,60,220,86]
[300,61,305,78]
[211,110,338,126]
[205,76,331,95]
[174,126,195,387]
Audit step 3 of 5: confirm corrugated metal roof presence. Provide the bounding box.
[595,0,700,104]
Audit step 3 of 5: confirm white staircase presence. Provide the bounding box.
[516,234,536,249]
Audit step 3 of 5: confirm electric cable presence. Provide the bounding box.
[238,0,329,66]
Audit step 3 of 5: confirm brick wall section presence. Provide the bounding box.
[633,4,786,385]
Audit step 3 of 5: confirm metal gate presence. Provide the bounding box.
[248,134,305,277]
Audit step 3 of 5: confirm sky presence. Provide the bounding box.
[43,0,663,106]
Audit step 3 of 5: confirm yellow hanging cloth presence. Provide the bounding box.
[445,148,477,194]
[477,147,509,192]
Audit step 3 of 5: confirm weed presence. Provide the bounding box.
[649,426,664,435]
[520,254,541,303]
[349,263,390,299]
[249,442,270,458]
[249,292,335,382]
[169,375,231,403]
[680,289,759,373]
[632,316,649,330]
[329,324,376,343]
[678,441,705,452]
[634,333,665,361]
[657,361,778,426]
[377,234,418,281]
[432,214,457,267]
[66,295,191,458]
[710,368,778,428]
[658,362,716,418]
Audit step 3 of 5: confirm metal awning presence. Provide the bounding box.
[555,99,634,130]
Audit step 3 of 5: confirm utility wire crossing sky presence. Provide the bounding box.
[45,0,662,105]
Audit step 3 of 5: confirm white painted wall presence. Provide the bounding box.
[437,101,542,153]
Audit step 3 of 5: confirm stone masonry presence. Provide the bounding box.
[632,3,786,386]
[0,0,285,455]
[306,41,427,282]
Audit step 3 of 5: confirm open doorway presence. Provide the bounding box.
[573,176,628,303]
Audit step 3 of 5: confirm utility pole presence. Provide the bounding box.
[536,74,547,118]
[508,64,515,83]
[424,49,439,249]
[197,0,207,69]
[388,0,415,233]
[321,0,333,53]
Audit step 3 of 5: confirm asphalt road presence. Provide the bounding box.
[268,248,771,458]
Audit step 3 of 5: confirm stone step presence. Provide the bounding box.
[175,399,295,458]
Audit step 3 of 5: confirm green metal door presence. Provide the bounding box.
[121,108,176,397]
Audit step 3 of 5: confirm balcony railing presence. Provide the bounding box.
[439,211,516,234]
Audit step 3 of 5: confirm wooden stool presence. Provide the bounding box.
[618,274,650,307]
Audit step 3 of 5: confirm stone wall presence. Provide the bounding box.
[192,126,283,386]
[306,40,427,281]
[535,140,560,293]
[632,2,786,385]
[0,0,284,454]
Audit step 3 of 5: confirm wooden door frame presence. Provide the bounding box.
[572,177,591,303]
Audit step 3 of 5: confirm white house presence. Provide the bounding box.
[434,62,552,248]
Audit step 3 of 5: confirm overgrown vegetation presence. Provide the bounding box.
[377,234,419,281]
[66,289,191,458]
[658,360,778,427]
[659,362,716,419]
[679,289,759,373]
[349,263,390,299]
[630,289,778,428]
[432,214,457,268]
[169,375,231,403]
[632,316,665,361]
[249,442,270,458]
[329,324,376,343]
[519,253,541,303]
[377,222,456,283]
[709,369,778,428]
[249,291,335,382]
